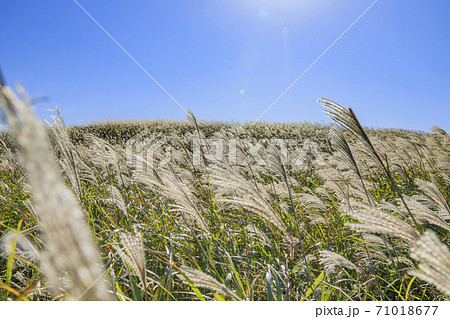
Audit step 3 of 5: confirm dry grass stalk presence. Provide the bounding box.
[415,178,450,217]
[343,206,420,244]
[178,265,240,301]
[113,231,147,295]
[245,224,271,245]
[403,197,450,231]
[209,164,287,234]
[105,185,128,217]
[319,250,359,274]
[319,98,422,230]
[134,167,208,229]
[329,124,373,205]
[0,86,112,300]
[46,108,94,200]
[0,231,40,266]
[409,231,450,296]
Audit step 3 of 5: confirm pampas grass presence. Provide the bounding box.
[319,250,359,275]
[1,84,449,300]
[0,86,111,300]
[409,231,450,296]
[319,98,422,230]
[344,206,420,244]
[113,230,148,298]
[178,265,240,301]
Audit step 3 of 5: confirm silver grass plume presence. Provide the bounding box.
[316,166,351,199]
[415,178,450,217]
[359,233,414,268]
[430,126,448,136]
[268,181,293,198]
[307,213,328,225]
[23,199,38,220]
[1,231,40,266]
[267,144,290,180]
[362,234,393,251]
[105,185,128,217]
[353,245,390,267]
[319,98,421,230]
[329,124,373,205]
[319,250,359,274]
[297,193,327,211]
[0,86,112,300]
[221,147,312,296]
[329,124,360,174]
[409,231,450,296]
[186,109,209,168]
[396,256,416,268]
[209,164,287,234]
[46,107,94,201]
[186,109,200,134]
[113,231,147,297]
[134,167,208,229]
[86,134,129,186]
[319,98,375,157]
[178,265,240,301]
[0,138,24,175]
[403,197,450,231]
[0,231,67,294]
[343,206,420,244]
[267,145,307,244]
[328,125,401,276]
[245,224,271,245]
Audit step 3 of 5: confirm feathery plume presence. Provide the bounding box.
[1,231,40,266]
[319,99,374,155]
[105,185,128,217]
[329,124,373,205]
[245,224,271,246]
[46,107,93,201]
[0,86,112,300]
[114,231,147,295]
[319,98,421,230]
[409,231,450,295]
[178,265,240,301]
[430,126,448,136]
[415,178,450,217]
[403,197,450,231]
[343,206,420,244]
[319,250,359,274]
[209,164,287,234]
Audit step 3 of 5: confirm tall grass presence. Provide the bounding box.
[0,86,449,300]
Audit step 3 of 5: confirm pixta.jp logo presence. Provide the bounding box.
[126,129,325,172]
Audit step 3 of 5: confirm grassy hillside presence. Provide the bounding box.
[0,89,449,301]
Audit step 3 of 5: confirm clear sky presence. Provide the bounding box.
[1,0,449,131]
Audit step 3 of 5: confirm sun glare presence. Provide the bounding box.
[246,0,318,20]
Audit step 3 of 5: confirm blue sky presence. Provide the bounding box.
[1,0,449,131]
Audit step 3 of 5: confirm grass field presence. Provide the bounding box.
[0,87,449,301]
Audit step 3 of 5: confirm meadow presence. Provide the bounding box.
[0,86,449,301]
